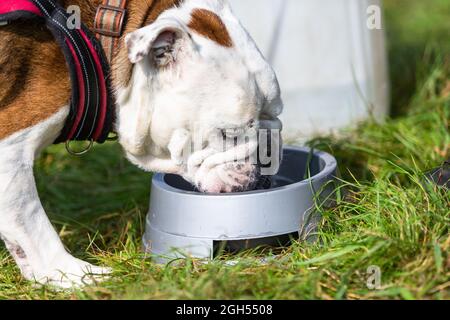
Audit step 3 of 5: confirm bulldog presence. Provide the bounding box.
[0,0,283,287]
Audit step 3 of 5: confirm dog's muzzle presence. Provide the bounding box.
[194,124,282,193]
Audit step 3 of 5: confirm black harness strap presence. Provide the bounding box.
[0,0,115,144]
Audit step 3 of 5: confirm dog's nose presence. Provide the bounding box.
[235,166,261,192]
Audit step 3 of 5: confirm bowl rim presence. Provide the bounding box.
[152,146,337,198]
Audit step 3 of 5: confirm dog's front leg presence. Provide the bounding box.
[0,113,110,288]
[0,162,110,288]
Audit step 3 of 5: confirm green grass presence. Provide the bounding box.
[0,0,449,299]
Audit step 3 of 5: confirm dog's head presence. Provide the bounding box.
[116,3,283,193]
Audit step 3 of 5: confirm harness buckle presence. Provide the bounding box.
[93,4,127,37]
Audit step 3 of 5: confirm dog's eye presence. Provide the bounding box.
[153,46,171,59]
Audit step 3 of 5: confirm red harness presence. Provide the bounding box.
[0,0,119,144]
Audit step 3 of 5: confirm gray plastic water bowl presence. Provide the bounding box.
[143,146,338,263]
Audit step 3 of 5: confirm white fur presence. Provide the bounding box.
[118,0,283,192]
[0,0,282,287]
[0,107,110,288]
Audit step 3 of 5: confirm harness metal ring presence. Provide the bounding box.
[65,139,94,157]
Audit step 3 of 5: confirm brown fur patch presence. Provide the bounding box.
[188,9,233,48]
[0,0,182,140]
[0,20,71,140]
[0,0,102,140]
[145,0,184,24]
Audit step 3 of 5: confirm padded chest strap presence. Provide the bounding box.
[93,0,128,64]
[0,0,115,144]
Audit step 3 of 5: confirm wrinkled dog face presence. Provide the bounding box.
[117,2,283,193]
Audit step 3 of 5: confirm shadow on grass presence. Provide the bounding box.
[34,142,150,256]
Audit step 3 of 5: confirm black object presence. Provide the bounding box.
[424,159,450,189]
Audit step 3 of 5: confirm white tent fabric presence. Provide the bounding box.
[228,0,390,141]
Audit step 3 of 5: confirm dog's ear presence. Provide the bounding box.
[125,18,188,66]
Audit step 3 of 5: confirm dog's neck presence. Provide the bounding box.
[54,0,183,89]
